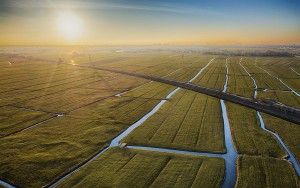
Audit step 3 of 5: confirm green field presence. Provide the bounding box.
[59,148,225,188]
[123,90,225,153]
[226,103,285,158]
[262,114,300,162]
[192,57,226,90]
[0,49,299,187]
[236,155,299,188]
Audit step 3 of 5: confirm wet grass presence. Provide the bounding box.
[59,147,225,188]
[123,90,226,153]
[236,155,299,188]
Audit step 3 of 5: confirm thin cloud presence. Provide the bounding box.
[3,0,223,16]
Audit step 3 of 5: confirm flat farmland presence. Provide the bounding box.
[91,53,214,82]
[227,56,300,187]
[0,81,176,187]
[0,106,53,137]
[236,155,299,188]
[227,58,254,97]
[254,57,300,91]
[192,57,227,90]
[257,91,300,108]
[123,90,225,153]
[226,103,285,158]
[0,48,299,188]
[261,113,300,162]
[59,148,225,188]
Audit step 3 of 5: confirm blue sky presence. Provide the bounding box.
[0,0,299,45]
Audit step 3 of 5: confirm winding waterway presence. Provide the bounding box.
[220,60,238,188]
[239,59,300,176]
[48,58,219,187]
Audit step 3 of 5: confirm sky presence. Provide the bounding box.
[0,0,299,45]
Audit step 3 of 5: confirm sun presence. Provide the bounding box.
[56,12,84,41]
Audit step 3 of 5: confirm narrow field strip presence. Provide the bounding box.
[255,64,300,96]
[56,148,225,188]
[127,145,224,158]
[239,60,300,176]
[236,155,299,188]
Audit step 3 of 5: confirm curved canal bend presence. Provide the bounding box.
[239,59,300,176]
[118,58,238,188]
[49,58,239,188]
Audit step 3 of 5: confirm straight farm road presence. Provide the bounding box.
[73,63,300,125]
[46,58,218,188]
[239,59,300,176]
[255,64,300,96]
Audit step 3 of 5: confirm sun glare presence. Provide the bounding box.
[56,12,84,41]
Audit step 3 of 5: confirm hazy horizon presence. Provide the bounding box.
[1,0,299,46]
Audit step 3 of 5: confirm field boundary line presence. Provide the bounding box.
[255,64,299,96]
[239,59,300,176]
[1,115,57,138]
[170,93,197,143]
[77,64,300,124]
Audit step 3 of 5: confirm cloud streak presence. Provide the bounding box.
[2,0,223,16]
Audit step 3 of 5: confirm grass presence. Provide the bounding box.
[59,147,225,188]
[0,53,184,187]
[262,113,300,162]
[0,50,299,187]
[0,81,176,187]
[226,103,286,158]
[236,155,299,188]
[227,57,299,162]
[123,90,225,153]
[227,58,254,98]
[192,57,227,90]
[0,106,53,137]
[257,91,300,108]
[94,53,214,82]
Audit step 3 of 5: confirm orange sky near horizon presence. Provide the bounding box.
[0,0,299,46]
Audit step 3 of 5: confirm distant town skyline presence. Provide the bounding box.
[0,0,299,45]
